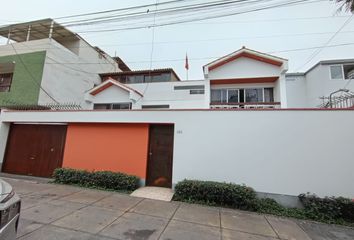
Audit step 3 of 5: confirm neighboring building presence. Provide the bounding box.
[0,19,120,109]
[86,68,208,110]
[88,47,289,110]
[286,59,354,108]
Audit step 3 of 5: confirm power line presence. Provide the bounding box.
[295,15,354,71]
[37,42,354,65]
[71,0,323,33]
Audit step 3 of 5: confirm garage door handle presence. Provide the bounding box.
[30,157,35,160]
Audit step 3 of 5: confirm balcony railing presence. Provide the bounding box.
[210,102,281,109]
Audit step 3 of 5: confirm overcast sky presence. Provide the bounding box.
[0,0,353,80]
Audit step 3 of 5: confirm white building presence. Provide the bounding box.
[87,47,289,110]
[0,19,120,109]
[286,59,354,108]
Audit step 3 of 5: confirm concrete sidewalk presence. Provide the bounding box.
[3,176,354,240]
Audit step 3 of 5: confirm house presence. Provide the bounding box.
[286,59,354,108]
[88,47,289,110]
[203,47,289,109]
[86,68,208,110]
[0,19,120,109]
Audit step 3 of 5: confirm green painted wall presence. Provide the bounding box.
[0,51,46,105]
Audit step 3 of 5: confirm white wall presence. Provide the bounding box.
[1,109,354,198]
[208,57,282,80]
[39,39,119,108]
[286,63,354,108]
[285,75,308,108]
[88,80,208,109]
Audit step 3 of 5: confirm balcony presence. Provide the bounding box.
[210,102,281,109]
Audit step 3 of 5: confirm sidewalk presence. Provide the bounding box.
[2,176,354,240]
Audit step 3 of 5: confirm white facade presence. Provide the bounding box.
[86,79,208,109]
[1,108,354,198]
[286,60,354,108]
[88,47,289,110]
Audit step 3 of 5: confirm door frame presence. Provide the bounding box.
[145,124,174,188]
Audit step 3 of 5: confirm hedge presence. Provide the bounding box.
[173,179,354,226]
[173,179,258,210]
[53,168,140,192]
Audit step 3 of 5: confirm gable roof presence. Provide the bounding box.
[89,78,143,97]
[204,47,287,72]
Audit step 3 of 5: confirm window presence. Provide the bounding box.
[211,89,227,103]
[211,88,273,103]
[0,73,13,92]
[343,64,354,80]
[245,88,263,103]
[264,88,274,102]
[190,89,205,95]
[127,75,144,84]
[227,89,239,103]
[330,65,343,80]
[142,105,170,109]
[94,103,131,110]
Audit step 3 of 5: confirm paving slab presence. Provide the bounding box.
[93,193,142,211]
[160,220,221,240]
[16,218,44,238]
[52,205,124,234]
[59,189,112,204]
[297,220,354,240]
[21,202,81,224]
[20,194,56,210]
[130,187,174,201]
[30,184,82,198]
[223,229,278,240]
[100,212,168,239]
[17,225,114,240]
[221,209,277,238]
[2,178,54,196]
[173,203,220,227]
[130,198,180,219]
[266,216,311,240]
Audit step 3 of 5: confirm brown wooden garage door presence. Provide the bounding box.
[2,124,67,177]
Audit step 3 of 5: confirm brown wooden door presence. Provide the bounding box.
[3,124,67,178]
[146,124,174,188]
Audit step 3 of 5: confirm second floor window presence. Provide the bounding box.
[330,64,354,80]
[211,87,274,103]
[0,73,13,92]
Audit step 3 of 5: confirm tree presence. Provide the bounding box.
[335,0,354,12]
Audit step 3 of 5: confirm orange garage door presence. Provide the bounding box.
[62,123,149,179]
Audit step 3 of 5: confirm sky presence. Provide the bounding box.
[0,0,353,80]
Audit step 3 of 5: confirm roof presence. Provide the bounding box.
[287,58,354,76]
[89,78,143,97]
[0,18,79,42]
[113,57,131,71]
[100,68,181,81]
[203,47,287,72]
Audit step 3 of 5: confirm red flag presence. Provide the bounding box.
[185,53,189,70]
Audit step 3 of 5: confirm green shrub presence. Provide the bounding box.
[53,168,140,192]
[299,194,354,223]
[173,179,257,210]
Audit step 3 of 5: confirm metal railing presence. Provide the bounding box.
[210,102,281,109]
[319,93,354,109]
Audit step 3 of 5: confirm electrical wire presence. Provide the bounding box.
[295,15,354,71]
